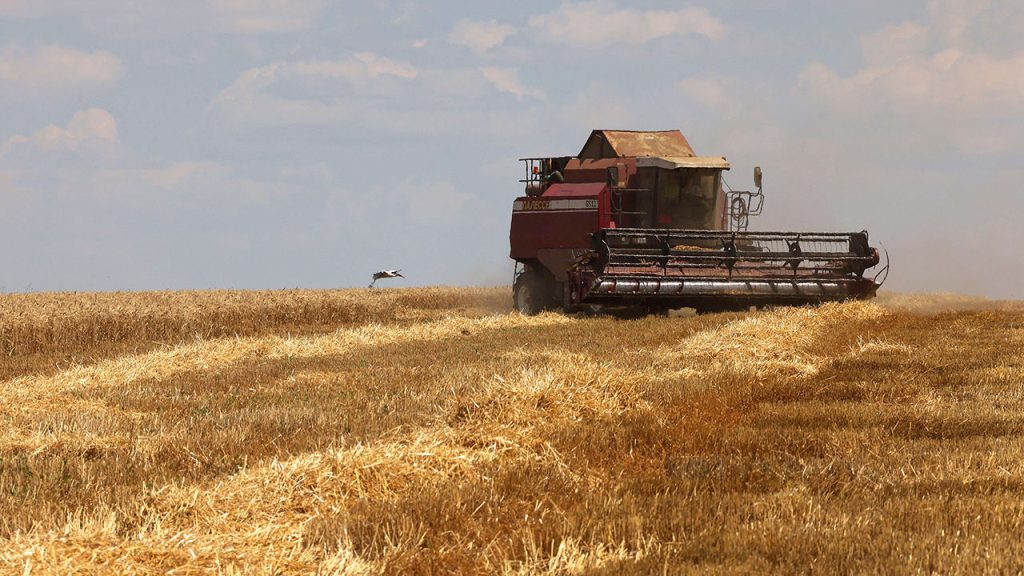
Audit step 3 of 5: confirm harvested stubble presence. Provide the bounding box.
[0,287,508,381]
[1,288,1023,574]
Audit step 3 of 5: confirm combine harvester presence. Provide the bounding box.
[509,130,886,315]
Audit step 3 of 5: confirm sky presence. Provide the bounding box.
[0,0,1022,297]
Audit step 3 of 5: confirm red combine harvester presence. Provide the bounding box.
[509,130,886,315]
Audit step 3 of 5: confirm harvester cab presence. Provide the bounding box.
[509,129,883,315]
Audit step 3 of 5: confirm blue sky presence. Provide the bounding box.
[1,1,1021,296]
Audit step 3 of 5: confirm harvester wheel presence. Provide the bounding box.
[514,269,553,315]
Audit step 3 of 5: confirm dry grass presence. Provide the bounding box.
[1,288,1023,574]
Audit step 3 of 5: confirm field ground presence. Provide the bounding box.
[0,287,1022,574]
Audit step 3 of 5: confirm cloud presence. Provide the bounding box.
[678,77,727,108]
[529,1,725,48]
[480,67,546,100]
[927,0,990,46]
[560,82,635,130]
[210,52,418,119]
[2,108,118,153]
[448,19,516,53]
[207,0,327,33]
[349,52,417,79]
[0,0,57,18]
[860,21,929,64]
[800,44,1024,114]
[141,161,231,190]
[0,45,122,90]
[207,53,543,138]
[798,8,1024,157]
[216,52,417,95]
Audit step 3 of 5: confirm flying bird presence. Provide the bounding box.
[369,269,404,288]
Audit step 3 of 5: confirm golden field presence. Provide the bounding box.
[0,287,1022,574]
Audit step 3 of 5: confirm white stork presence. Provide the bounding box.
[369,269,404,288]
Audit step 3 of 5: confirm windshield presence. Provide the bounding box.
[656,168,722,229]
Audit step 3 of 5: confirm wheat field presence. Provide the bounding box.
[0,287,1022,574]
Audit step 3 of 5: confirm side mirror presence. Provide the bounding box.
[754,166,763,189]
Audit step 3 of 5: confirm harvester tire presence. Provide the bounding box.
[514,269,553,315]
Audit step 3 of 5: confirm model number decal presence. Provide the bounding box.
[513,198,599,212]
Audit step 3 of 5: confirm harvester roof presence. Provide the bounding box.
[579,130,696,159]
[576,129,730,170]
